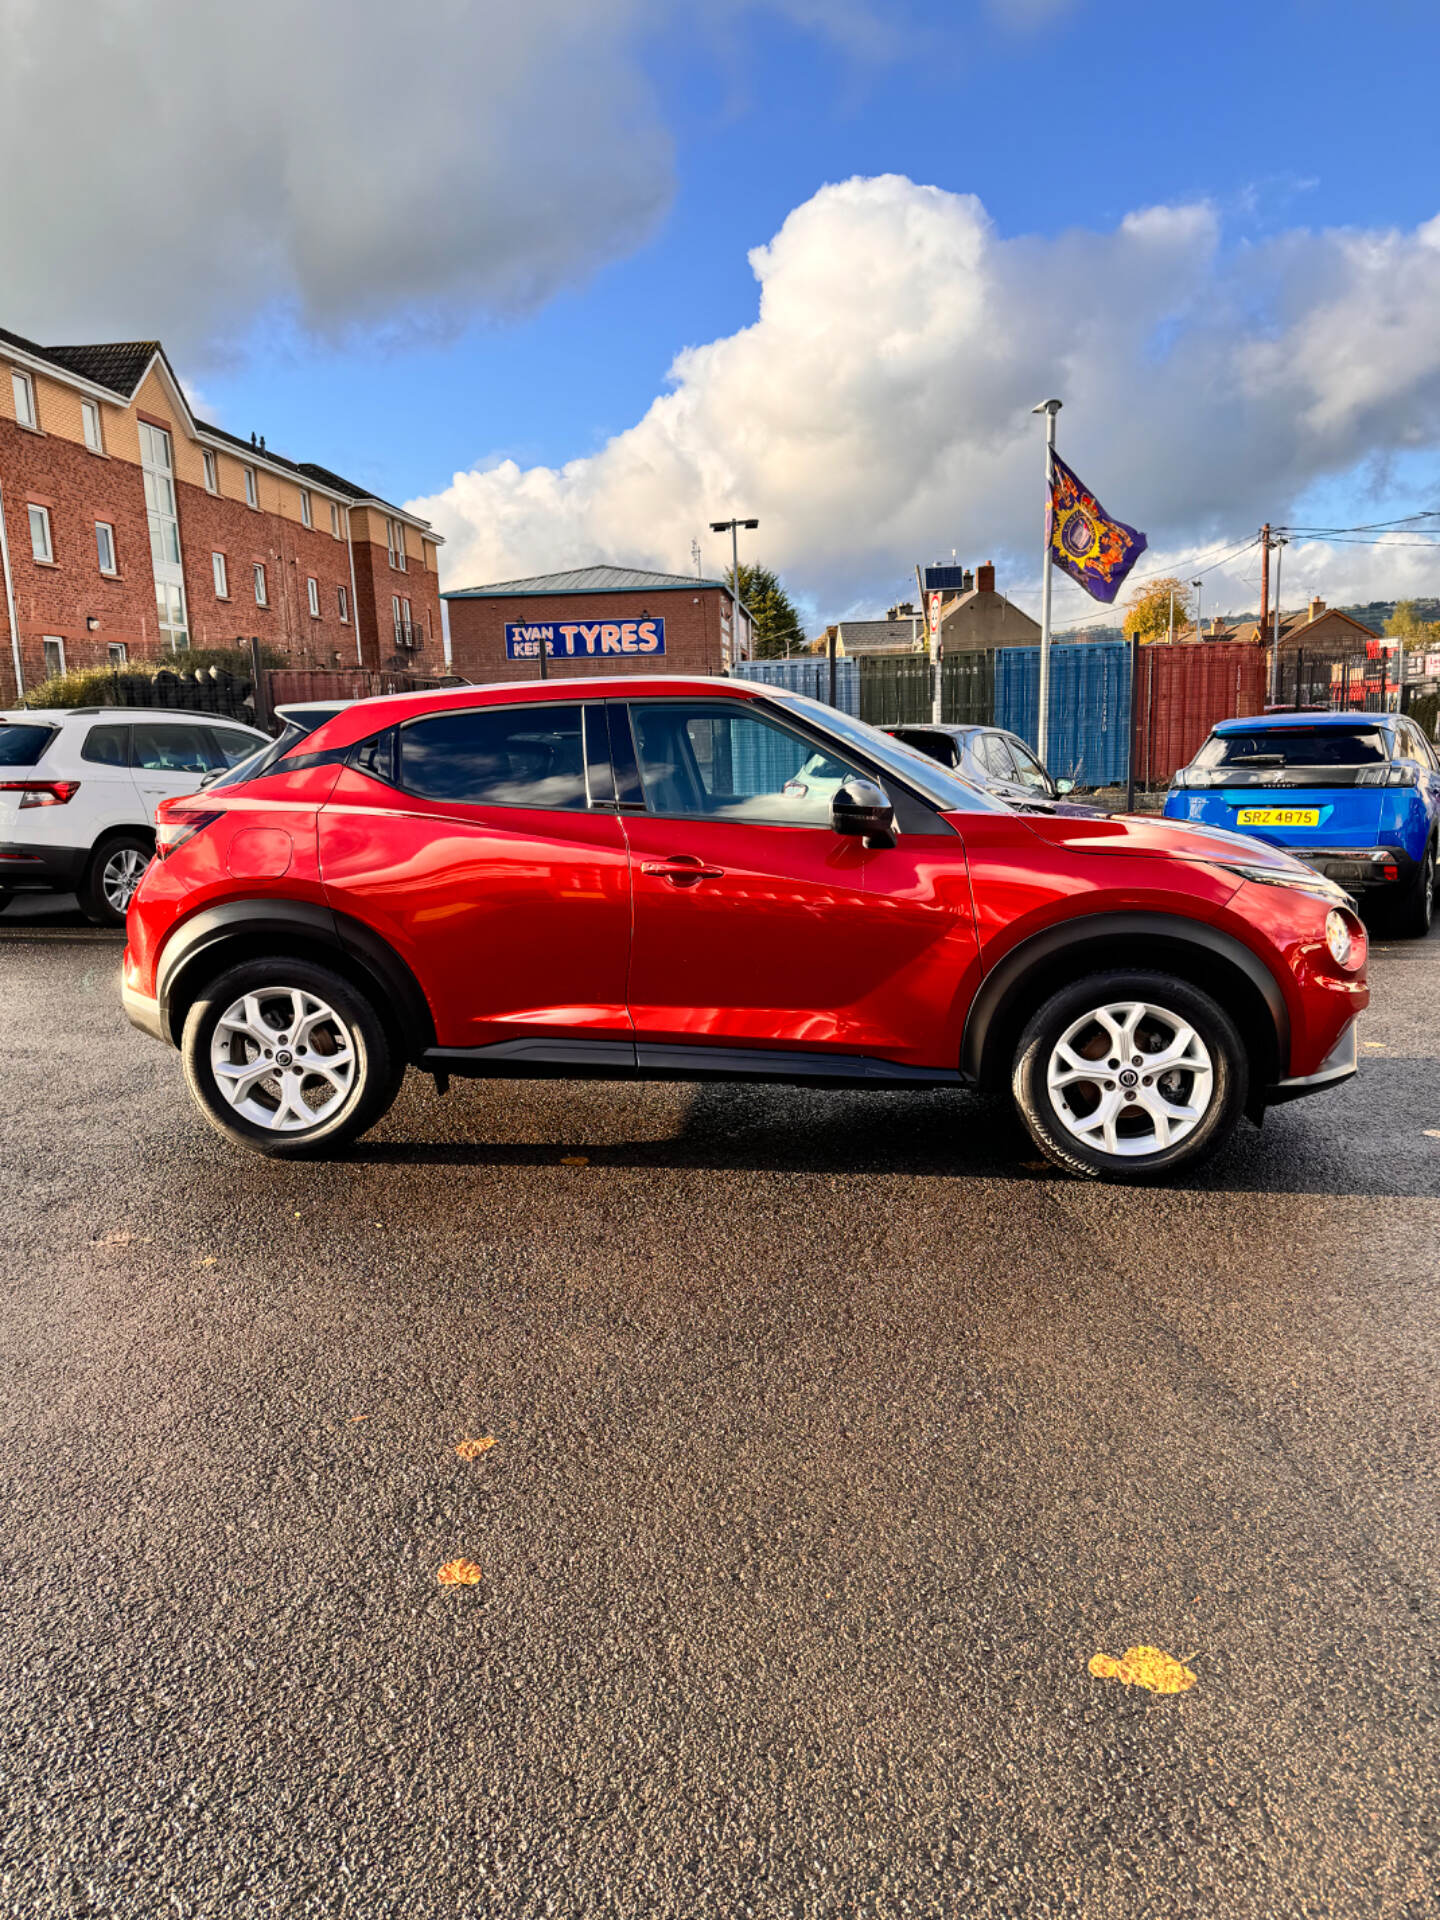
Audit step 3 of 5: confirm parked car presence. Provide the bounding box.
[0,707,269,925]
[884,723,1104,814]
[123,675,1367,1181]
[1165,710,1440,936]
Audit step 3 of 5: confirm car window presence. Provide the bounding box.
[0,723,57,766]
[1398,720,1436,769]
[978,734,1018,780]
[629,700,862,828]
[399,704,591,810]
[895,729,957,768]
[1006,738,1051,791]
[210,725,264,768]
[1195,726,1388,768]
[81,724,131,768]
[763,690,1011,813]
[130,722,217,773]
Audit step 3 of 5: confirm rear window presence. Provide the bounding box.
[0,723,56,767]
[1196,726,1389,769]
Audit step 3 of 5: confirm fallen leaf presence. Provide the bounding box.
[455,1436,496,1460]
[1424,1130,1440,1139]
[560,1154,589,1166]
[437,1559,483,1587]
[1089,1645,1197,1694]
[93,1229,151,1247]
[1363,1042,1388,1052]
[350,1415,369,1423]
[198,1255,218,1267]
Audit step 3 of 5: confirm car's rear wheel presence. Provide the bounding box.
[1011,970,1247,1182]
[180,958,403,1158]
[1392,837,1436,939]
[79,832,152,927]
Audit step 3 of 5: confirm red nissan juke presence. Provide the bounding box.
[121,676,1368,1181]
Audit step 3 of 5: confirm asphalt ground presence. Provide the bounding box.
[1,892,1437,1919]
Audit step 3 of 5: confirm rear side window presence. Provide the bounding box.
[399,705,590,810]
[81,724,131,767]
[131,722,216,773]
[0,723,56,766]
[1196,727,1388,768]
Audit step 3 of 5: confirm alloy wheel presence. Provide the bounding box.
[209,986,358,1133]
[1045,999,1215,1159]
[102,846,149,914]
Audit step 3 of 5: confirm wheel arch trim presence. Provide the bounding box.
[155,897,436,1056]
[960,911,1290,1086]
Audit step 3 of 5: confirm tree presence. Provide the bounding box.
[725,563,808,660]
[1385,600,1439,645]
[1121,575,1192,644]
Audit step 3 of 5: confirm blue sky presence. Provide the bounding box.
[6,0,1439,621]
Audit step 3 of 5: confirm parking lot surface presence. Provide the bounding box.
[1,898,1437,1918]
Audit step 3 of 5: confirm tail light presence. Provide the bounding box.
[1356,761,1420,787]
[154,809,220,859]
[0,779,80,808]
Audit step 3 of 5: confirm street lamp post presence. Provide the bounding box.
[710,517,759,664]
[1267,538,1288,704]
[1191,578,1203,649]
[1031,399,1062,766]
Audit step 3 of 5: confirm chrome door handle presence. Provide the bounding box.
[641,856,725,885]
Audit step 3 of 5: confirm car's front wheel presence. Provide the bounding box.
[180,958,403,1157]
[1011,971,1247,1182]
[79,832,153,926]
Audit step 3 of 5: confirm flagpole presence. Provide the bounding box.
[1032,399,1062,767]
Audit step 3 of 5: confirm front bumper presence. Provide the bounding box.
[1268,1019,1358,1106]
[0,841,86,891]
[122,979,165,1044]
[1286,846,1413,892]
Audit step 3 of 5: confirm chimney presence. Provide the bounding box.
[1308,597,1326,623]
[1209,616,1226,639]
[976,562,996,594]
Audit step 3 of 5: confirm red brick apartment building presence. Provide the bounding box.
[443,566,747,684]
[0,325,442,701]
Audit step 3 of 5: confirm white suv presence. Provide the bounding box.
[0,707,269,925]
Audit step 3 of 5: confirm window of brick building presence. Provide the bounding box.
[95,521,117,574]
[28,504,52,563]
[387,518,406,570]
[307,576,319,617]
[107,642,128,665]
[244,466,258,509]
[330,501,343,539]
[300,488,312,529]
[337,585,348,622]
[81,399,104,453]
[253,563,267,606]
[42,637,64,677]
[213,552,229,599]
[11,369,36,429]
[203,449,218,492]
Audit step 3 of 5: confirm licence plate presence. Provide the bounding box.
[1235,807,1320,827]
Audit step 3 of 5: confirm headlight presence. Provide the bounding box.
[1325,909,1363,969]
[1213,860,1349,903]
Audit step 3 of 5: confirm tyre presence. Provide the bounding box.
[180,958,404,1158]
[79,832,153,927]
[1011,970,1248,1182]
[1392,837,1436,939]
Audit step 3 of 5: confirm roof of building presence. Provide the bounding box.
[443,565,728,600]
[0,321,432,530]
[1232,605,1374,646]
[940,584,1039,627]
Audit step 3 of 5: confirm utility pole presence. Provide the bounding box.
[1168,586,1176,646]
[1032,398,1062,765]
[711,517,758,661]
[1257,524,1271,656]
[1268,537,1288,704]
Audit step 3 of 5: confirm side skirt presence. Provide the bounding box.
[420,1037,966,1091]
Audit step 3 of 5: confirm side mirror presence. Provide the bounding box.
[1055,778,1075,795]
[831,777,896,849]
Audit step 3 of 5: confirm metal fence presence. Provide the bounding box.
[994,642,1132,787]
[730,657,861,718]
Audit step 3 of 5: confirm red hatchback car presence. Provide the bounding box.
[122,676,1368,1181]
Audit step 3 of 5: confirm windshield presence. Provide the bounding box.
[204,708,343,791]
[1196,726,1388,769]
[767,691,1012,812]
[0,723,57,767]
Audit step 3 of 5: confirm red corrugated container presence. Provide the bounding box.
[1133,643,1267,786]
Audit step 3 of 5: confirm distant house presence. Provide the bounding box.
[934,562,1041,654]
[1232,598,1375,654]
[807,606,925,656]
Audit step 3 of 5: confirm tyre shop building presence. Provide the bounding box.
[442,566,750,684]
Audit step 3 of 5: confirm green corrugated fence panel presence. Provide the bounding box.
[858,655,933,727]
[940,651,993,726]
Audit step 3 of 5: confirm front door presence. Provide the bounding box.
[617,697,977,1067]
[318,700,632,1052]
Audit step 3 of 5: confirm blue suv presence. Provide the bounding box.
[1165,710,1440,936]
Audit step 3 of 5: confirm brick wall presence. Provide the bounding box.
[351,536,442,671]
[0,414,156,698]
[444,587,732,685]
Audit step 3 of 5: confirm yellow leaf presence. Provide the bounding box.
[455,1436,496,1460]
[1088,1645,1197,1694]
[437,1559,483,1587]
[560,1154,589,1166]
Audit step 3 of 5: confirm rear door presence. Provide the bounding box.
[77,721,147,837]
[318,699,633,1053]
[129,719,223,811]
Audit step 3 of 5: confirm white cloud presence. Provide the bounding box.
[0,0,881,356]
[410,176,1440,620]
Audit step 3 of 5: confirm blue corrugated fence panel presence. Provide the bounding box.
[731,658,860,718]
[994,643,1131,786]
